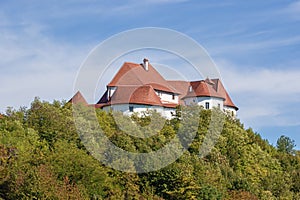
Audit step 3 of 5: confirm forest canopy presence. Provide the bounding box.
[0,98,299,200]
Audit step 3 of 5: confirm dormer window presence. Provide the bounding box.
[107,86,117,99]
[108,89,111,98]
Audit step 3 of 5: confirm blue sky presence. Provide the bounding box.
[0,0,300,148]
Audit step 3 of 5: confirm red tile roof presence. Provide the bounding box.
[95,85,178,108]
[146,83,180,94]
[162,103,178,108]
[168,78,237,110]
[95,60,238,111]
[109,86,162,106]
[108,62,179,94]
[108,86,136,105]
[167,80,190,104]
[212,79,238,110]
[184,79,222,99]
[68,91,88,105]
[130,85,163,106]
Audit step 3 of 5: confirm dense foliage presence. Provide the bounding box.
[0,98,299,199]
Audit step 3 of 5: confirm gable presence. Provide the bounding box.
[68,91,88,105]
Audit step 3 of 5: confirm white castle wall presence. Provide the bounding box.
[102,104,176,119]
[155,91,179,104]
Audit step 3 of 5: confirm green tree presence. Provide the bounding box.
[276,135,296,154]
[2,98,300,199]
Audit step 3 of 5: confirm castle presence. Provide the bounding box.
[70,59,238,118]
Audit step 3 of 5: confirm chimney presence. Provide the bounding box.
[143,58,149,71]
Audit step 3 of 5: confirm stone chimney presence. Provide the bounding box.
[143,58,149,71]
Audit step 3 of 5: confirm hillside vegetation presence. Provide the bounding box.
[0,98,299,199]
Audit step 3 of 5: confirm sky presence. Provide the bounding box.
[0,0,300,148]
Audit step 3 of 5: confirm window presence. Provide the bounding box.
[189,86,193,92]
[129,106,134,112]
[108,89,111,99]
[218,103,220,109]
[172,94,175,100]
[205,102,210,109]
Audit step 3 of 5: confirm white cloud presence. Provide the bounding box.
[0,16,91,112]
[216,59,300,128]
[210,35,300,55]
[0,69,76,109]
[220,65,300,95]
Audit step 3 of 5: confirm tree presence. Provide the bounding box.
[276,135,296,154]
[2,98,300,199]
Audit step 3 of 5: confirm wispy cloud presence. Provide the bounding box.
[217,59,300,128]
[0,14,91,111]
[210,35,300,55]
[3,0,189,21]
[284,0,300,20]
[220,65,300,95]
[0,0,299,148]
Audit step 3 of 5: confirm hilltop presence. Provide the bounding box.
[0,98,299,199]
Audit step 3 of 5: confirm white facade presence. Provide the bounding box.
[197,97,224,110]
[102,104,175,119]
[183,96,224,110]
[102,96,236,118]
[155,90,179,104]
[182,96,238,117]
[224,106,237,117]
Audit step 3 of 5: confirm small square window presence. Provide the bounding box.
[205,102,210,109]
[129,106,134,112]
